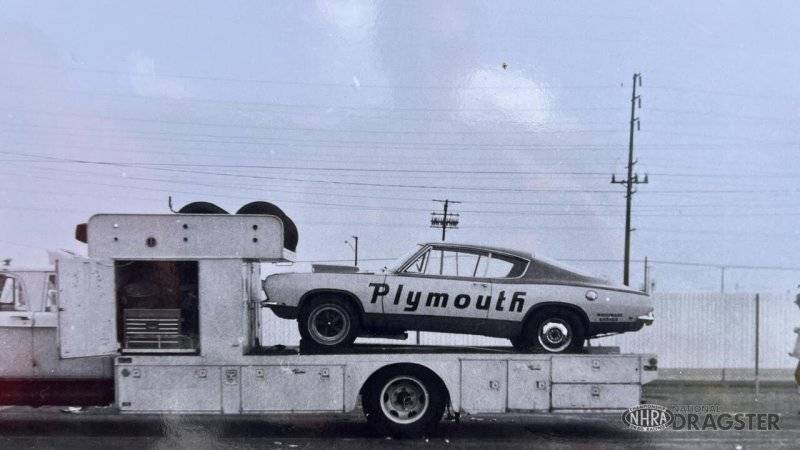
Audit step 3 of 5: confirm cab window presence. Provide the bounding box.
[0,275,21,311]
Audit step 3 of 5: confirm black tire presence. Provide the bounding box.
[509,335,528,352]
[362,365,447,438]
[298,295,360,351]
[519,307,586,353]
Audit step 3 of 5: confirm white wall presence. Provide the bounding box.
[261,292,800,369]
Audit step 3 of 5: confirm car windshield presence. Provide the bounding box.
[389,245,425,272]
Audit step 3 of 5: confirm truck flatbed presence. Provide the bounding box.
[252,343,624,356]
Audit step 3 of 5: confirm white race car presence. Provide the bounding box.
[263,242,654,353]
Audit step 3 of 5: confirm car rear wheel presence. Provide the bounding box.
[515,307,585,353]
[362,366,447,438]
[298,295,360,351]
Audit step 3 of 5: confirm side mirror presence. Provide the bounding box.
[46,289,58,311]
[15,282,25,307]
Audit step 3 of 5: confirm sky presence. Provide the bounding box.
[1,1,799,292]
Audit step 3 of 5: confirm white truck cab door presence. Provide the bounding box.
[57,256,119,358]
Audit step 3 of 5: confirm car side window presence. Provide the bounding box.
[423,249,488,278]
[402,249,430,274]
[485,254,527,278]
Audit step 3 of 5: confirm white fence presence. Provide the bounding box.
[261,292,799,370]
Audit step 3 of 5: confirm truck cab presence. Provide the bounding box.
[0,266,112,406]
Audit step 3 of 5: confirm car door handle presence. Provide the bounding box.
[291,368,306,375]
[10,315,31,320]
[472,282,488,288]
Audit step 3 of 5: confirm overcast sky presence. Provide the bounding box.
[1,1,799,292]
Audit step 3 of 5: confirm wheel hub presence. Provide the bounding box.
[308,305,350,344]
[380,376,429,424]
[538,320,571,352]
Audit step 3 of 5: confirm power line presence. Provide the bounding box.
[5,135,799,182]
[4,151,799,198]
[0,150,623,194]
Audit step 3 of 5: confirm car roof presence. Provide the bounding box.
[419,242,532,260]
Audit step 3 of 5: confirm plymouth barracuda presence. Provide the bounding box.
[263,242,654,353]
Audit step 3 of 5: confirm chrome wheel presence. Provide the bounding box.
[538,319,572,352]
[379,376,430,424]
[308,304,350,345]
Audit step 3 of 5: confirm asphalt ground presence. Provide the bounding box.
[0,382,798,449]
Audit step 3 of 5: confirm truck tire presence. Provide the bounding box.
[298,295,360,352]
[362,366,447,438]
[516,307,585,353]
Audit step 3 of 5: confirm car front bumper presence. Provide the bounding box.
[261,301,299,320]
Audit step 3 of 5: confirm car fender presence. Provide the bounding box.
[299,288,367,317]
[521,300,591,329]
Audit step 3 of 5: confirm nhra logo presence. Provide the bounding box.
[622,404,674,431]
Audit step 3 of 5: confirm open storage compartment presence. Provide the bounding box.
[115,260,199,354]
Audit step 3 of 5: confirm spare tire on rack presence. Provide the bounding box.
[236,201,298,252]
[178,201,229,214]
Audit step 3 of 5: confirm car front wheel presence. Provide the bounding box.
[298,295,360,351]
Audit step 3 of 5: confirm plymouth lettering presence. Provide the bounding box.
[368,283,526,313]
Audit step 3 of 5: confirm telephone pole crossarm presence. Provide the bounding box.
[431,199,461,241]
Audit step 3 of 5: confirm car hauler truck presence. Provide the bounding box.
[1,212,658,437]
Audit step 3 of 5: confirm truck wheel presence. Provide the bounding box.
[523,307,585,353]
[362,366,447,438]
[298,295,360,351]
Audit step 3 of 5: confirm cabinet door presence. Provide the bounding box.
[552,356,641,383]
[552,384,640,410]
[508,360,551,412]
[460,360,507,413]
[57,256,118,358]
[241,365,344,412]
[117,365,221,412]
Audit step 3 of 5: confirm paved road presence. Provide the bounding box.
[1,383,797,449]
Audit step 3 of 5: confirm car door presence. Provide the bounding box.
[485,252,534,323]
[380,246,492,333]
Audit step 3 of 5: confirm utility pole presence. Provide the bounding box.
[611,72,648,286]
[431,199,460,241]
[345,236,358,266]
